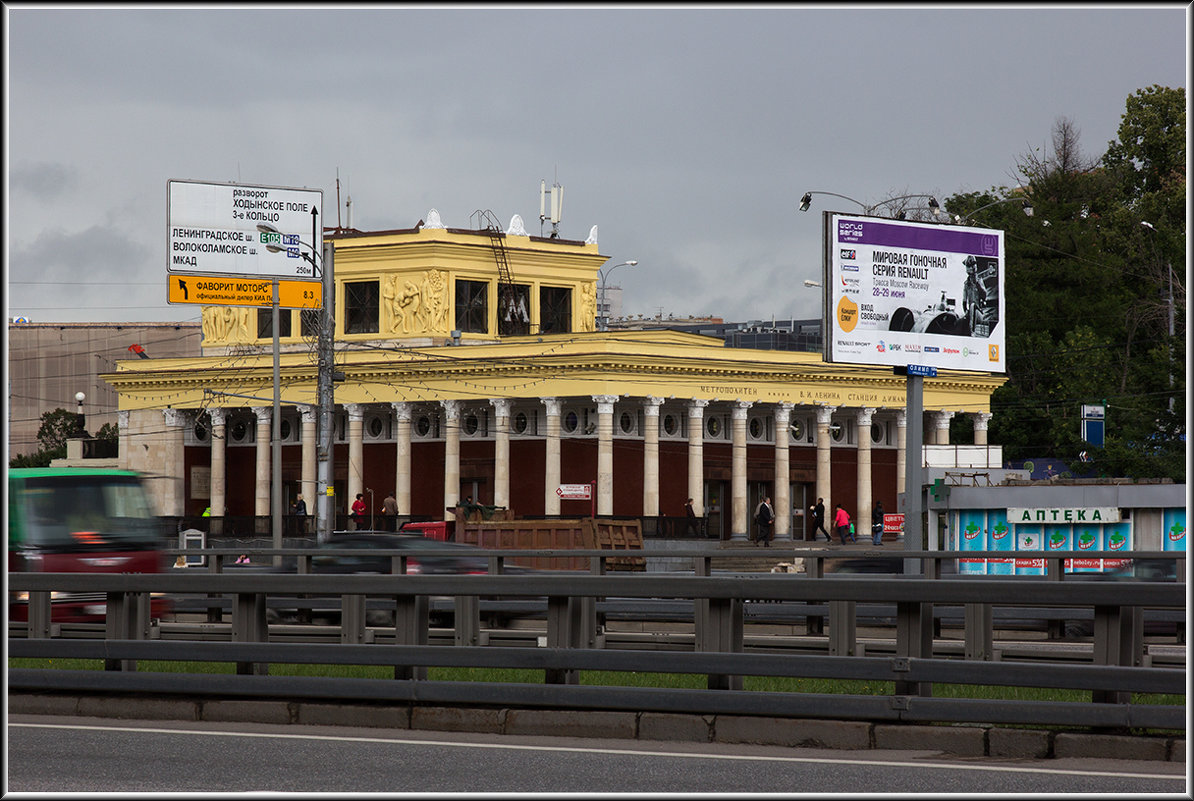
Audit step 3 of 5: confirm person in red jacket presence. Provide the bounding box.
[833,503,854,545]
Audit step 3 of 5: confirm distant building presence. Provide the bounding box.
[611,316,823,353]
[7,321,202,457]
[99,210,1003,541]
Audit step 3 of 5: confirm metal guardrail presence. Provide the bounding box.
[9,558,1186,730]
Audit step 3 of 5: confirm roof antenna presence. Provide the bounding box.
[336,168,342,230]
[539,168,563,238]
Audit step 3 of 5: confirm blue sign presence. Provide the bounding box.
[906,364,937,377]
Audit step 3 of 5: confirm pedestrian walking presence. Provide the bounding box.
[809,497,830,541]
[684,498,700,537]
[350,493,367,531]
[833,503,854,545]
[754,496,774,546]
[872,500,885,546]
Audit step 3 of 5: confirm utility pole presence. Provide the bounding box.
[317,240,336,543]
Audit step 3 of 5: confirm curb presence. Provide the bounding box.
[9,692,1185,762]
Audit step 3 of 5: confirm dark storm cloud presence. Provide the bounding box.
[9,162,79,202]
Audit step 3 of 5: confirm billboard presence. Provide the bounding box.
[824,213,1006,373]
[167,179,323,281]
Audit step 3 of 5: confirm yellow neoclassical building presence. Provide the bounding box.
[104,210,1005,541]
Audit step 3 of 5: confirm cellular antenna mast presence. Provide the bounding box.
[539,173,564,238]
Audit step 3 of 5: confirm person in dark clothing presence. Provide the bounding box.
[754,496,774,546]
[809,498,830,541]
[872,500,885,546]
[685,498,700,536]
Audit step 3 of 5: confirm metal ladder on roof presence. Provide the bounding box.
[471,209,524,335]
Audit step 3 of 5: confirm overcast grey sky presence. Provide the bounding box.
[5,5,1188,326]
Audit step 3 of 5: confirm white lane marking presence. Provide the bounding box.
[10,722,1185,782]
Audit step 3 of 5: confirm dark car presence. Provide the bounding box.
[301,532,490,575]
[267,533,491,626]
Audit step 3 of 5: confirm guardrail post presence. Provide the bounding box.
[546,595,582,685]
[342,594,367,644]
[701,597,744,691]
[1092,604,1143,705]
[393,595,429,680]
[828,600,857,656]
[454,595,480,647]
[206,552,225,623]
[964,602,993,660]
[104,591,149,671]
[232,592,268,675]
[27,591,52,640]
[694,556,712,648]
[805,555,825,635]
[895,601,933,696]
[582,556,605,649]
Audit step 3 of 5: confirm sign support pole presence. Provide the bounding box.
[903,373,924,576]
[316,241,335,543]
[272,278,283,565]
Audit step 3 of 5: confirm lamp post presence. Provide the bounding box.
[74,391,86,438]
[951,196,1034,225]
[799,191,941,218]
[597,260,638,331]
[1141,221,1174,415]
[258,220,336,545]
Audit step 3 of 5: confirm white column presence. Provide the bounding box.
[252,406,271,518]
[162,408,189,518]
[208,408,226,518]
[815,404,837,514]
[116,409,130,471]
[773,402,793,541]
[896,409,907,499]
[392,402,412,515]
[972,411,993,446]
[642,396,664,517]
[730,400,752,541]
[687,399,709,516]
[856,407,875,538]
[300,405,317,516]
[934,410,955,445]
[593,395,617,516]
[346,403,366,517]
[542,397,561,515]
[442,400,462,521]
[490,398,511,509]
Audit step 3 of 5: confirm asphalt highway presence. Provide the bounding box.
[8,715,1186,794]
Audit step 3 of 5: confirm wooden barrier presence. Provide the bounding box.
[455,518,645,571]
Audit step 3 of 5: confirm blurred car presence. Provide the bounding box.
[298,532,490,575]
[268,533,495,626]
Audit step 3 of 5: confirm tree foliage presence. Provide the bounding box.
[950,86,1185,481]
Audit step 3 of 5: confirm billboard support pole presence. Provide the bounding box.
[272,278,283,565]
[903,373,924,576]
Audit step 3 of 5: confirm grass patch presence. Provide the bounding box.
[11,658,1181,708]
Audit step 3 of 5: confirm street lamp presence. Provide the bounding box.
[597,260,638,331]
[74,391,86,437]
[799,191,941,218]
[951,197,1034,225]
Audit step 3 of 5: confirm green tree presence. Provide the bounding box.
[34,408,80,458]
[959,87,1185,481]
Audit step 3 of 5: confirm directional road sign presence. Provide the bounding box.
[168,274,322,309]
[167,179,322,281]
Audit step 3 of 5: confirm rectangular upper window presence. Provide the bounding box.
[345,281,380,335]
[257,309,292,339]
[498,284,531,337]
[539,286,572,334]
[455,279,489,334]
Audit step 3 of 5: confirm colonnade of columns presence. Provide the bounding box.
[155,399,990,539]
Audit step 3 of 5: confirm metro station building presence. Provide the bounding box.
[103,210,1005,541]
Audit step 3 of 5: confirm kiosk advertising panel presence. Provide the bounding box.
[824,213,1006,372]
